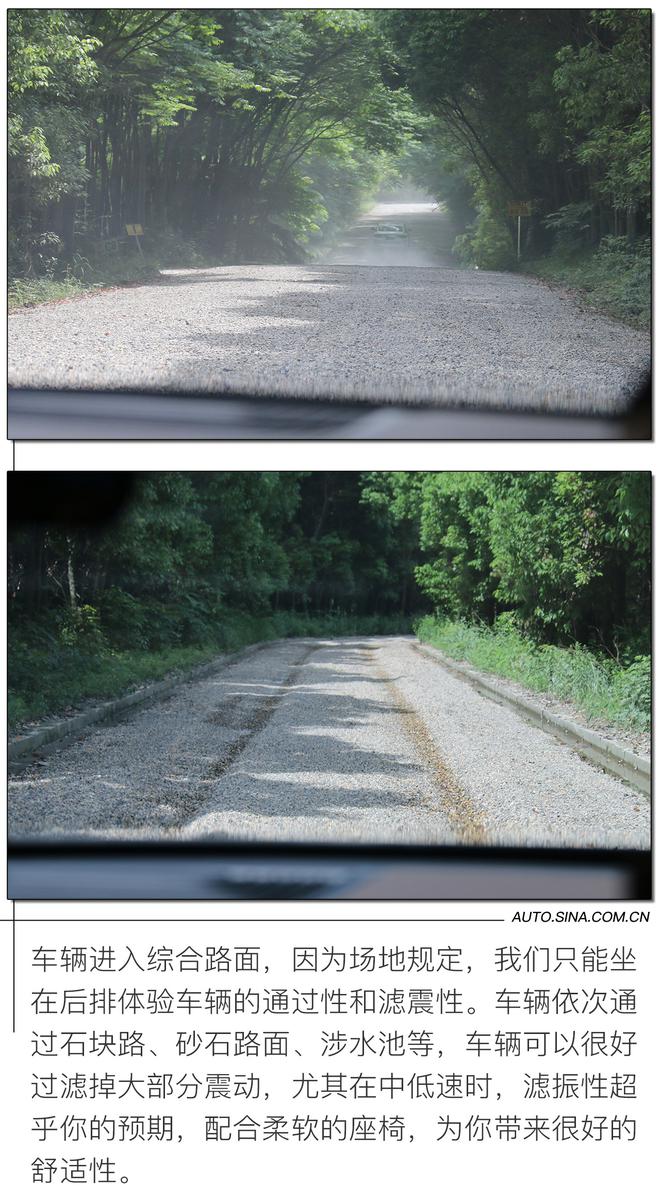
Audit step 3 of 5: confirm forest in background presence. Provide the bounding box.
[387,9,650,322]
[8,9,650,324]
[9,472,651,733]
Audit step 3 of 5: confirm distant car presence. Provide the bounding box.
[371,222,408,238]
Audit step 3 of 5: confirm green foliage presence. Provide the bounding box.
[8,472,422,725]
[400,471,650,649]
[385,10,649,312]
[9,609,413,728]
[415,617,650,735]
[8,641,223,728]
[8,10,99,97]
[8,273,89,310]
[454,202,515,270]
[8,7,650,311]
[58,604,107,652]
[611,656,651,725]
[543,202,596,255]
[8,8,412,277]
[9,226,209,311]
[552,11,650,214]
[8,254,160,311]
[526,236,650,329]
[9,472,650,730]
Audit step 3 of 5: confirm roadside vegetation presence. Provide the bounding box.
[387,10,650,326]
[8,10,410,305]
[9,472,650,735]
[9,11,649,327]
[416,618,650,735]
[7,232,204,311]
[9,611,410,728]
[8,473,419,727]
[524,237,651,330]
[368,471,650,737]
[8,253,159,311]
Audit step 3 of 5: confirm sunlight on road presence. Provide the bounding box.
[321,198,454,267]
[367,201,442,217]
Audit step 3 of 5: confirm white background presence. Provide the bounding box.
[2,0,657,1194]
[0,905,656,1199]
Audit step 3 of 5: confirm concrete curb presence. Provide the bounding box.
[414,641,650,797]
[8,639,277,765]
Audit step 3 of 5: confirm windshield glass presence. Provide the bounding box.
[7,9,650,419]
[8,471,651,855]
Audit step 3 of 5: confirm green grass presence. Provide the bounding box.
[8,230,211,312]
[8,644,220,728]
[8,610,412,730]
[11,608,650,739]
[8,258,160,311]
[415,616,650,735]
[8,275,93,309]
[524,236,650,330]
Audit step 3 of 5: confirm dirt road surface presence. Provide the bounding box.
[8,204,648,413]
[9,637,649,849]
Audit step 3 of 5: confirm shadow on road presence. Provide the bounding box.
[180,639,434,836]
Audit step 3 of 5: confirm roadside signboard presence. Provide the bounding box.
[125,223,145,259]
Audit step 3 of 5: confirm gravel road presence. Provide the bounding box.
[8,205,648,413]
[9,637,649,849]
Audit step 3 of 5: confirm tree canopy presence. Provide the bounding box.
[8,8,410,273]
[9,9,649,282]
[9,472,650,730]
[386,9,650,266]
[9,471,650,655]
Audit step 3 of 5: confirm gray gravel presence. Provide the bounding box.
[433,655,651,760]
[9,640,312,839]
[9,637,649,849]
[8,207,648,413]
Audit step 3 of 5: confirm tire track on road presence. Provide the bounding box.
[371,652,487,844]
[145,642,320,831]
[204,642,318,782]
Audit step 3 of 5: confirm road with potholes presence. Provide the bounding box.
[9,637,649,849]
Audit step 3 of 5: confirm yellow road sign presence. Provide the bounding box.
[507,202,531,218]
[125,223,144,236]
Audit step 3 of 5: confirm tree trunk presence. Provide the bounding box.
[67,538,78,614]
